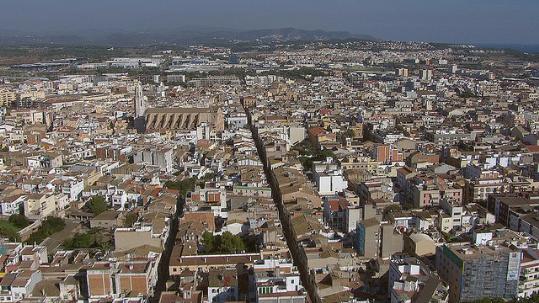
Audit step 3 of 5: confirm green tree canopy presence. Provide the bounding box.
[87,195,108,215]
[123,212,138,227]
[220,232,246,254]
[26,217,65,244]
[201,231,248,254]
[63,228,111,251]
[164,177,197,197]
[202,231,215,252]
[0,220,20,241]
[8,214,30,229]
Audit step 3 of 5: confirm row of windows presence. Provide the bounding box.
[258,286,273,295]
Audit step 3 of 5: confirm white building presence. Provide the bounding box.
[519,249,539,298]
[207,270,238,303]
[313,158,348,196]
[388,255,448,303]
[226,113,248,130]
[0,195,26,216]
[61,178,85,202]
[253,259,305,303]
[133,147,174,173]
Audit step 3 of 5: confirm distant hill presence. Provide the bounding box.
[0,27,377,47]
[223,27,376,42]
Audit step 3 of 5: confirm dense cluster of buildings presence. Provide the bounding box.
[0,40,537,303]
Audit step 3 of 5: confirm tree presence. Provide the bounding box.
[383,204,402,218]
[202,231,215,252]
[26,217,65,244]
[201,231,247,254]
[202,172,217,181]
[220,232,245,254]
[344,129,355,138]
[63,228,111,250]
[319,148,336,160]
[243,234,259,252]
[0,220,20,241]
[87,196,108,215]
[8,214,30,229]
[164,177,197,197]
[471,298,506,303]
[516,295,539,303]
[40,217,65,233]
[123,212,138,227]
[64,232,94,249]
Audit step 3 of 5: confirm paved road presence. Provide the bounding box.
[243,102,322,303]
[151,197,183,302]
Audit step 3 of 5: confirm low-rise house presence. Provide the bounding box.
[90,210,122,229]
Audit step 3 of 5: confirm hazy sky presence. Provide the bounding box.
[1,0,538,44]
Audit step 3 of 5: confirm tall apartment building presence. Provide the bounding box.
[519,248,539,298]
[0,86,17,107]
[355,218,380,259]
[395,68,409,77]
[380,223,404,260]
[421,69,433,81]
[436,243,521,303]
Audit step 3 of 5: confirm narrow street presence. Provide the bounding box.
[242,102,322,303]
[151,196,184,302]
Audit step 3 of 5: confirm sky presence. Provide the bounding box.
[0,0,538,45]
